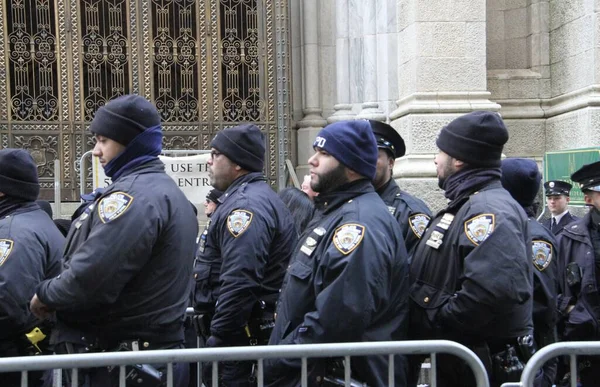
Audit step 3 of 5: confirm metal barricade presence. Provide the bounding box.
[0,340,490,387]
[501,341,600,387]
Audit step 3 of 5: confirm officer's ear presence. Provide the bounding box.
[0,192,4,198]
[565,195,571,204]
[234,165,242,171]
[453,158,465,170]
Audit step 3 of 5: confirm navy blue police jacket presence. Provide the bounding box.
[0,203,63,341]
[542,211,578,236]
[376,178,431,259]
[265,179,409,387]
[410,181,533,344]
[37,160,199,344]
[192,172,296,343]
[530,220,558,386]
[556,213,600,341]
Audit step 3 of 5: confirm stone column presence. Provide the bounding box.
[356,0,385,121]
[296,0,327,176]
[328,0,355,122]
[390,0,498,212]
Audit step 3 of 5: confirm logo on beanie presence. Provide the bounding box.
[409,214,431,239]
[333,223,365,255]
[98,192,134,223]
[464,214,495,246]
[532,240,552,271]
[314,136,327,148]
[0,239,13,266]
[227,209,253,237]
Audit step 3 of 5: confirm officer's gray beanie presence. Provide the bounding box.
[0,148,39,201]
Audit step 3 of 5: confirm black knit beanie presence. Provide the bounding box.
[0,148,39,201]
[436,111,508,167]
[206,188,224,203]
[90,94,161,146]
[500,158,541,207]
[210,124,265,172]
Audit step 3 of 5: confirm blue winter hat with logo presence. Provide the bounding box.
[313,120,378,180]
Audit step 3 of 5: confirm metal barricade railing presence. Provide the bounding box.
[0,340,490,387]
[501,341,600,387]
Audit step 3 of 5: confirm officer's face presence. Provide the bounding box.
[93,135,126,168]
[546,194,569,215]
[373,149,394,190]
[585,191,600,210]
[207,148,239,191]
[434,150,458,189]
[308,148,348,194]
[204,199,217,217]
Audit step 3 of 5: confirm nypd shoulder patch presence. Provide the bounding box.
[0,239,13,266]
[532,240,552,271]
[227,210,253,237]
[98,192,134,223]
[464,214,495,246]
[332,223,365,255]
[409,213,431,239]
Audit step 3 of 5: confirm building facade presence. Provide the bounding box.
[0,0,596,211]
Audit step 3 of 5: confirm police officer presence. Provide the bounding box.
[266,120,410,387]
[501,158,558,387]
[555,160,600,385]
[203,188,223,218]
[30,95,199,386]
[409,111,533,387]
[0,149,63,386]
[368,120,432,258]
[192,124,296,386]
[542,180,578,235]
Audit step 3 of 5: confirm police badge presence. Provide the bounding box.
[409,213,431,239]
[227,210,253,237]
[0,239,13,266]
[532,240,552,271]
[464,214,495,246]
[333,223,365,255]
[98,192,134,223]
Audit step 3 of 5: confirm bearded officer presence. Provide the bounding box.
[266,120,409,387]
[409,111,533,387]
[368,120,432,258]
[30,95,199,386]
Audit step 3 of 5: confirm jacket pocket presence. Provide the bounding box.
[288,260,312,281]
[564,301,597,341]
[409,280,452,339]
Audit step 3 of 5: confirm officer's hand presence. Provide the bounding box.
[30,294,53,320]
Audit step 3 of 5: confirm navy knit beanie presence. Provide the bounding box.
[500,158,541,207]
[0,148,39,201]
[436,111,508,167]
[90,94,161,146]
[210,124,265,172]
[314,120,378,180]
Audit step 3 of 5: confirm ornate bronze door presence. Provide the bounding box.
[0,0,292,201]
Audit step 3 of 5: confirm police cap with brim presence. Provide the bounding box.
[571,160,600,193]
[543,180,572,196]
[368,120,406,159]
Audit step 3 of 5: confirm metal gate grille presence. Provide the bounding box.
[0,0,292,201]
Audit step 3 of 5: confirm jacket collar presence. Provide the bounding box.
[218,172,266,204]
[561,213,592,245]
[314,179,375,214]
